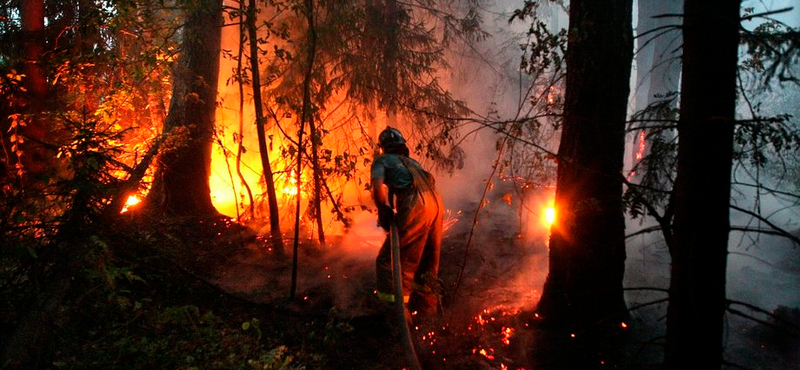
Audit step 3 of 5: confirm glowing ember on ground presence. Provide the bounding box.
[473,347,495,361]
[501,326,514,345]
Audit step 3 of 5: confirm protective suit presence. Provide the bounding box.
[371,127,443,316]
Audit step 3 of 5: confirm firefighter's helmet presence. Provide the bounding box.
[378,126,405,148]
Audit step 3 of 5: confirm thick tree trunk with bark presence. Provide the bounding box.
[19,0,49,176]
[664,1,740,368]
[536,0,632,329]
[146,0,223,216]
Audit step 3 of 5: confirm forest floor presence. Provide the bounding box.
[77,208,643,370]
[5,205,798,369]
[110,210,561,370]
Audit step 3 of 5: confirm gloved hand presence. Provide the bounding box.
[377,204,394,231]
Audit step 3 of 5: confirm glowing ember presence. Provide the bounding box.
[547,86,557,105]
[501,326,514,345]
[473,348,495,361]
[120,195,141,213]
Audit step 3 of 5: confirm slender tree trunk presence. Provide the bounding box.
[247,0,285,255]
[291,0,317,299]
[664,1,739,368]
[304,0,324,243]
[309,109,324,244]
[536,0,633,329]
[237,0,256,219]
[303,0,323,244]
[146,0,223,216]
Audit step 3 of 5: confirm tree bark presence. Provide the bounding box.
[664,1,740,368]
[536,0,633,329]
[146,0,223,216]
[19,0,49,176]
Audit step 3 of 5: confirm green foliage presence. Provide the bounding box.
[734,114,800,167]
[740,19,800,86]
[517,16,567,75]
[57,299,306,369]
[247,346,304,370]
[623,131,677,220]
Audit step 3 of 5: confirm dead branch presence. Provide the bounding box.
[727,299,800,335]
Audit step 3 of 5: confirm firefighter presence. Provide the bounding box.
[371,126,444,318]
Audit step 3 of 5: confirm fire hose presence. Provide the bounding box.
[390,220,423,370]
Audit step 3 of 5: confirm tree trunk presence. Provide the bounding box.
[236,0,256,220]
[19,0,49,176]
[664,1,739,368]
[146,0,223,216]
[247,0,285,254]
[305,0,323,243]
[536,0,633,329]
[290,0,317,299]
[309,106,325,244]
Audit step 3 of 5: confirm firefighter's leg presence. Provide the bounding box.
[408,192,444,316]
[388,193,432,310]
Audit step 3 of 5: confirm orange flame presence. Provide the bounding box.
[120,195,141,213]
[635,129,646,160]
[282,170,299,196]
[544,206,555,226]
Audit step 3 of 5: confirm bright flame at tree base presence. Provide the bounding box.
[120,195,141,213]
[544,206,555,226]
